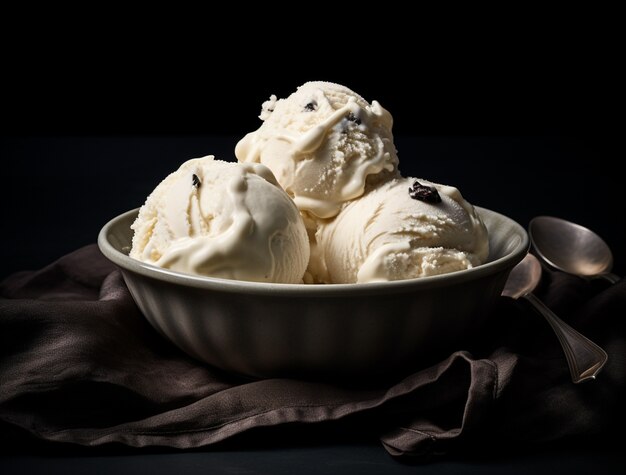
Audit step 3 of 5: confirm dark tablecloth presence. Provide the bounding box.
[1,246,624,459]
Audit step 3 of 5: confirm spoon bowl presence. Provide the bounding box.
[529,216,619,283]
[502,251,543,299]
[502,253,608,383]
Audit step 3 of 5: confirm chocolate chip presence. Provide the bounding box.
[304,101,317,111]
[346,112,361,125]
[409,180,441,203]
[192,174,201,188]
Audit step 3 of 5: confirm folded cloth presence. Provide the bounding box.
[1,245,624,458]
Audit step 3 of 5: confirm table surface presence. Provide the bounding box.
[1,446,624,475]
[1,136,623,473]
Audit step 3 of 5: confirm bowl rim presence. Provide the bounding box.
[98,206,529,296]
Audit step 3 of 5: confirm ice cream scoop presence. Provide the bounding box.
[312,177,489,283]
[130,156,309,283]
[235,81,399,219]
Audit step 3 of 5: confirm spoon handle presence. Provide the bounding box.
[599,272,621,285]
[523,293,608,384]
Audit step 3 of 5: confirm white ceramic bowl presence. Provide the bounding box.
[98,207,528,380]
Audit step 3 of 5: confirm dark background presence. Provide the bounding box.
[1,46,614,138]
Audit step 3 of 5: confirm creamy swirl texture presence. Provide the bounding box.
[130,156,309,283]
[236,81,399,219]
[313,177,489,283]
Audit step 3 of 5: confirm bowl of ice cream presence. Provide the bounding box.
[98,81,528,379]
[99,204,527,380]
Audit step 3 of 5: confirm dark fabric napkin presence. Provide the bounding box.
[1,245,624,458]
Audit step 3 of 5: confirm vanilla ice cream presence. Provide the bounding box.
[130,156,309,283]
[312,177,489,283]
[235,81,399,219]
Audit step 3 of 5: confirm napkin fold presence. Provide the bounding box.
[1,245,624,458]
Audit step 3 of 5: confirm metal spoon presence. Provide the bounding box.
[502,253,608,383]
[529,216,620,284]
